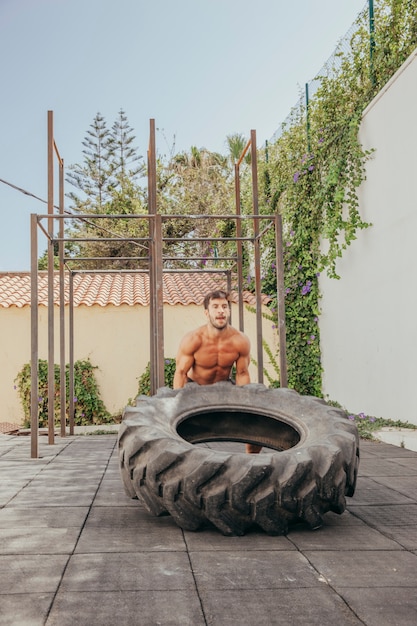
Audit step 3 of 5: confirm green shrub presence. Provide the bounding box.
[136,358,176,396]
[15,359,112,428]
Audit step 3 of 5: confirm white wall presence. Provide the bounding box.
[319,48,417,424]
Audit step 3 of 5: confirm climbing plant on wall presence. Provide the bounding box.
[253,0,417,396]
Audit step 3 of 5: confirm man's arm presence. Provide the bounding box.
[235,334,251,386]
[173,333,199,389]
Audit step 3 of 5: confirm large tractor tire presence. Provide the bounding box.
[118,383,359,536]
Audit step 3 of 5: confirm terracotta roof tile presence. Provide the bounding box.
[0,272,271,308]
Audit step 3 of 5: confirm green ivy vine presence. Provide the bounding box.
[15,359,112,428]
[254,0,417,396]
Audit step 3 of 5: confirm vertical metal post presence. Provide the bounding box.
[305,83,311,154]
[234,164,244,331]
[369,0,375,86]
[30,214,39,459]
[59,162,66,437]
[275,215,288,387]
[47,110,55,444]
[154,213,165,389]
[148,119,161,394]
[251,130,263,383]
[69,272,75,435]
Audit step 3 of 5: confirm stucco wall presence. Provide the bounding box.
[319,48,417,424]
[0,301,278,425]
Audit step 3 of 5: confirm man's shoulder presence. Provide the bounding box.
[181,325,205,348]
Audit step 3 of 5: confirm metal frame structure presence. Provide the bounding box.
[29,112,287,458]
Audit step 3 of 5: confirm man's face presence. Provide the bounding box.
[205,298,231,330]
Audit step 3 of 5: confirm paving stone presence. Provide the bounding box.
[199,588,363,625]
[370,475,417,501]
[0,593,54,626]
[350,476,416,505]
[75,521,185,553]
[348,503,417,528]
[46,590,205,626]
[0,527,80,555]
[0,555,68,593]
[59,552,195,591]
[305,550,417,589]
[289,517,401,550]
[358,457,417,477]
[189,550,321,589]
[0,506,89,528]
[339,587,417,626]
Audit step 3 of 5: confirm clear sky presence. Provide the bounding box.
[0,0,367,271]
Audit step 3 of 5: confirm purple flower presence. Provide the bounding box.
[293,172,300,183]
[314,316,319,322]
[369,417,375,423]
[285,288,291,295]
[348,415,355,420]
[308,165,314,172]
[310,334,315,341]
[290,230,295,237]
[74,397,78,403]
[358,412,366,419]
[301,280,312,295]
[272,324,276,330]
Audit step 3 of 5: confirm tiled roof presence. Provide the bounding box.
[0,272,271,308]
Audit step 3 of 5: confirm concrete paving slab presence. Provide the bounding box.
[339,588,417,626]
[348,503,417,528]
[305,550,417,589]
[0,506,89,528]
[357,457,417,476]
[0,555,69,593]
[371,474,417,499]
[0,593,54,626]
[46,590,205,626]
[9,489,99,508]
[0,527,80,555]
[189,550,321,589]
[351,476,416,505]
[59,552,195,592]
[75,521,186,553]
[198,588,363,626]
[289,517,401,550]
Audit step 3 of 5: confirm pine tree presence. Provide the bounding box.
[66,112,112,213]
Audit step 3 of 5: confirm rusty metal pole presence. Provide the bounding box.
[148,119,158,395]
[59,160,66,436]
[154,212,165,389]
[251,130,264,383]
[69,272,75,435]
[234,164,244,331]
[275,214,288,387]
[30,214,39,459]
[47,110,55,444]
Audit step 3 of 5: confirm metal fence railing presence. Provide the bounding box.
[268,2,369,145]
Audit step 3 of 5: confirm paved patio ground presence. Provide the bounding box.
[1,431,417,626]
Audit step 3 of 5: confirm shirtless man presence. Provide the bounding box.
[173,289,262,454]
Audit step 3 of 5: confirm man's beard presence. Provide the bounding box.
[209,313,228,330]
